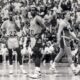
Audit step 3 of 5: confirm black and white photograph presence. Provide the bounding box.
[0,0,80,80]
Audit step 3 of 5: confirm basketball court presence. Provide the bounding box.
[0,63,80,80]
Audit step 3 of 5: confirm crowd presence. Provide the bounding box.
[0,0,80,78]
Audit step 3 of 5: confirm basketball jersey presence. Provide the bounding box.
[1,20,17,36]
[60,20,71,47]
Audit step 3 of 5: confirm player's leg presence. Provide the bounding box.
[75,46,80,74]
[15,47,26,74]
[28,44,42,78]
[50,52,57,66]
[64,46,76,72]
[8,49,13,74]
[50,48,64,71]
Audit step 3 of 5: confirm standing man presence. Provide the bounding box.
[50,12,79,73]
[74,12,80,75]
[1,7,26,74]
[28,6,46,78]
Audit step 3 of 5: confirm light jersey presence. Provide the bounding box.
[30,15,44,35]
[58,20,72,47]
[1,20,17,36]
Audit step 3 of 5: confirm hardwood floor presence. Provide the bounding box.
[0,63,80,80]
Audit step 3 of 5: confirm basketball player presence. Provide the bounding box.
[50,12,79,73]
[74,12,80,75]
[1,7,26,74]
[28,5,46,78]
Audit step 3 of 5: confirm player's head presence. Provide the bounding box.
[30,5,37,17]
[8,5,14,21]
[8,11,14,21]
